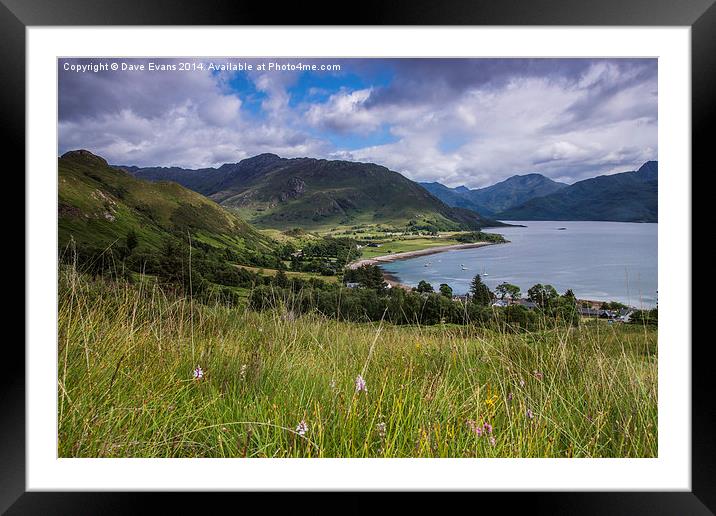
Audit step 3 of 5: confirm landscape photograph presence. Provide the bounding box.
[58,57,658,458]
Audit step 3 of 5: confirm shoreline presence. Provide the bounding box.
[348,241,497,269]
[349,241,499,290]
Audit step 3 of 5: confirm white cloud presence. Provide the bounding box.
[59,58,657,186]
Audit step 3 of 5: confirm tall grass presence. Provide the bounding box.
[58,265,657,458]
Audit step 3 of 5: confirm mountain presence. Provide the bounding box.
[59,150,275,258]
[125,154,505,231]
[495,161,658,222]
[419,182,492,215]
[421,173,568,217]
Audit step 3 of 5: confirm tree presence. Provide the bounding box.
[273,269,289,288]
[630,308,657,326]
[439,283,453,299]
[496,282,521,302]
[527,283,558,309]
[125,230,138,255]
[343,264,386,290]
[416,280,434,293]
[470,274,492,306]
[552,296,580,326]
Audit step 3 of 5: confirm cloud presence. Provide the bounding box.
[58,58,657,185]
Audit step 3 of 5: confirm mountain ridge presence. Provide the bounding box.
[125,154,507,231]
[495,161,658,222]
[421,173,568,217]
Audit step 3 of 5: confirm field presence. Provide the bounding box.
[234,264,340,284]
[58,267,657,458]
[356,236,465,260]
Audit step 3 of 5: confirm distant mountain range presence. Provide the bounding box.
[495,161,657,222]
[421,174,568,217]
[122,154,506,231]
[422,162,657,222]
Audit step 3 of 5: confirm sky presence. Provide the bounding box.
[58,58,657,188]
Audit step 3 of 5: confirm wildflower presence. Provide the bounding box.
[295,420,308,436]
[519,378,525,388]
[376,422,386,439]
[355,374,367,393]
[489,436,496,446]
[193,366,204,380]
[483,422,493,434]
[507,392,513,402]
[329,379,336,390]
[533,370,544,380]
[239,364,247,380]
[466,420,483,437]
[485,394,499,407]
[526,408,534,420]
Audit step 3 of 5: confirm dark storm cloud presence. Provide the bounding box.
[363,59,653,108]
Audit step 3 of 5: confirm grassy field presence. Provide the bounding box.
[58,267,657,458]
[356,236,467,260]
[234,264,340,284]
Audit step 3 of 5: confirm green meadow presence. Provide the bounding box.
[58,266,657,458]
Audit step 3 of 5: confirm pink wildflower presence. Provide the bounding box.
[355,374,367,393]
[466,420,483,436]
[193,366,204,380]
[295,420,308,436]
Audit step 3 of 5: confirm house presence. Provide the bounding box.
[516,299,538,310]
[579,307,601,317]
[345,282,361,289]
[617,309,634,323]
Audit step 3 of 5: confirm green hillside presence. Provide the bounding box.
[58,150,275,259]
[129,154,506,231]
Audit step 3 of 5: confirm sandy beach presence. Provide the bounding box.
[348,241,496,270]
[349,241,498,290]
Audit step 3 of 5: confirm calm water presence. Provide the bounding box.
[381,221,658,308]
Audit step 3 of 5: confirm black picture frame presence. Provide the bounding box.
[5,0,708,513]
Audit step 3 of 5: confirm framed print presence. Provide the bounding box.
[6,0,710,512]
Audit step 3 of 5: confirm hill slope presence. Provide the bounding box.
[59,150,275,258]
[421,173,568,216]
[496,162,658,222]
[126,155,505,231]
